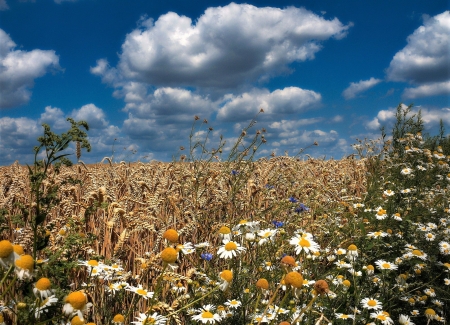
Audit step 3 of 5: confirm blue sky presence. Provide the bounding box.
[0,0,449,165]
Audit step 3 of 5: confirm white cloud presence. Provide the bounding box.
[366,104,450,131]
[342,77,382,99]
[71,104,109,129]
[386,11,450,86]
[0,29,60,108]
[122,86,216,123]
[39,106,69,129]
[403,80,450,98]
[217,87,321,121]
[94,3,350,91]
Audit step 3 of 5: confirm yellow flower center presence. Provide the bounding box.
[220,270,233,282]
[15,255,34,270]
[256,278,269,290]
[382,263,390,269]
[367,265,374,270]
[163,229,179,243]
[66,291,87,310]
[87,260,99,266]
[299,238,310,247]
[113,314,125,322]
[35,277,51,290]
[136,289,147,296]
[0,240,13,258]
[412,249,423,256]
[376,315,387,321]
[224,242,237,251]
[239,220,247,224]
[348,244,357,251]
[161,247,178,263]
[202,311,214,318]
[367,300,377,307]
[284,271,303,288]
[342,280,351,287]
[13,244,25,255]
[219,226,231,234]
[71,316,85,325]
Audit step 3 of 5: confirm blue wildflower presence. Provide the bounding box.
[231,170,239,176]
[295,203,310,213]
[272,220,284,228]
[289,197,298,203]
[201,253,213,261]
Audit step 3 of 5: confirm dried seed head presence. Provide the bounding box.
[313,280,329,295]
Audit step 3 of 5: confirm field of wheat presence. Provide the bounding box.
[0,122,449,324]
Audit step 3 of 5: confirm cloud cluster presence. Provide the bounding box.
[342,77,382,100]
[386,11,450,98]
[0,29,60,109]
[108,3,350,90]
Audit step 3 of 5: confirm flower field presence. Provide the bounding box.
[0,106,449,324]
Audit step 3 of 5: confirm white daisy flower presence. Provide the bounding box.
[132,312,167,325]
[217,240,245,259]
[360,297,383,310]
[375,260,398,271]
[289,233,320,255]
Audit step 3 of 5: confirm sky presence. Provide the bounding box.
[0,0,449,165]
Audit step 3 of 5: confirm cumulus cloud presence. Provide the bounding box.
[71,104,109,129]
[366,104,450,131]
[342,77,382,99]
[0,29,60,109]
[386,11,450,98]
[403,80,450,99]
[217,87,321,121]
[122,86,216,123]
[93,3,350,91]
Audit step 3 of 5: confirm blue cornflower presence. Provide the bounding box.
[289,197,298,203]
[272,220,284,228]
[201,253,213,261]
[265,184,274,189]
[231,170,239,176]
[295,203,310,213]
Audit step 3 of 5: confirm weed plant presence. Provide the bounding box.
[0,104,449,324]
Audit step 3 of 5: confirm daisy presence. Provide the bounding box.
[194,242,210,248]
[219,270,233,291]
[392,212,402,221]
[367,231,388,238]
[375,209,388,220]
[176,242,195,255]
[33,295,58,319]
[383,190,395,196]
[439,241,450,255]
[401,188,411,194]
[126,285,154,299]
[370,311,394,324]
[424,232,435,241]
[353,203,365,208]
[132,312,167,325]
[375,260,398,271]
[289,233,320,255]
[192,306,222,324]
[224,299,241,309]
[33,277,54,299]
[14,254,35,280]
[399,314,414,325]
[217,240,245,259]
[62,291,92,321]
[361,297,383,310]
[401,168,413,175]
[218,226,232,241]
[257,228,278,245]
[335,313,354,320]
